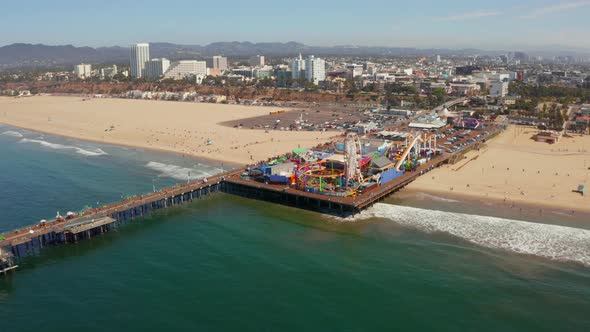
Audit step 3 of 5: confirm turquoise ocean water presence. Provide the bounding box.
[1,125,589,331]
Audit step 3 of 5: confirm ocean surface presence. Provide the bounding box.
[1,125,589,332]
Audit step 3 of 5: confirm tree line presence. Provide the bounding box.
[509,81,590,103]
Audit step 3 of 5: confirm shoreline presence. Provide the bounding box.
[0,96,337,166]
[0,122,244,170]
[396,186,590,222]
[8,120,584,221]
[2,96,589,217]
[406,125,590,216]
[406,157,590,215]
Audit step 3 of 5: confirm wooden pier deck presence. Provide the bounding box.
[224,154,451,214]
[0,170,240,273]
[0,151,452,275]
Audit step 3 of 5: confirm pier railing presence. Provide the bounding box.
[1,142,463,275]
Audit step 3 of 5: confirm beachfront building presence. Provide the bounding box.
[290,54,306,80]
[144,58,171,80]
[533,131,561,144]
[305,55,326,85]
[74,63,92,79]
[164,60,207,80]
[130,43,150,78]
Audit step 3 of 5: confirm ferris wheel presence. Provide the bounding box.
[344,132,363,185]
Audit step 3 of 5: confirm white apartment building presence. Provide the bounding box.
[490,81,509,97]
[211,55,228,70]
[290,54,306,80]
[249,55,265,67]
[74,63,92,79]
[144,58,171,79]
[130,43,150,78]
[164,60,207,80]
[305,55,326,85]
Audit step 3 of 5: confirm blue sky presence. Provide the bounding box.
[1,0,589,50]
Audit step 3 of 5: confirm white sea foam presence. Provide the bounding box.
[1,130,24,138]
[415,192,460,203]
[146,161,222,181]
[19,138,108,156]
[355,203,590,266]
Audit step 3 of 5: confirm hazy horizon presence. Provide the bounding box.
[2,0,590,51]
[1,41,589,56]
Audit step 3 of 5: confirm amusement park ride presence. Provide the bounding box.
[289,131,440,197]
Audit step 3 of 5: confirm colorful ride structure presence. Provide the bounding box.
[247,131,443,198]
[453,117,480,129]
[344,132,363,185]
[296,160,351,196]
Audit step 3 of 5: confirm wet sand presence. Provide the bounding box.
[408,125,590,213]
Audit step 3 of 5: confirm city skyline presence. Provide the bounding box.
[1,0,590,51]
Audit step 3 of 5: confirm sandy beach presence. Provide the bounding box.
[2,96,589,213]
[408,125,590,213]
[0,96,336,165]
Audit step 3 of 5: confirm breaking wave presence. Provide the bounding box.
[146,161,223,181]
[1,130,24,138]
[415,192,460,203]
[355,203,590,266]
[19,138,108,156]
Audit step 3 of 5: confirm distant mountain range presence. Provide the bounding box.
[0,42,491,69]
[0,42,588,69]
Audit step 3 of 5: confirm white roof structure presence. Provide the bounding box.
[409,114,447,129]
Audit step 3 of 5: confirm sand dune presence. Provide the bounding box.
[409,125,590,212]
[0,96,336,165]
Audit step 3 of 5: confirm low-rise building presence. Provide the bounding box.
[253,66,274,79]
[346,64,364,79]
[355,122,378,134]
[533,131,561,144]
[144,58,170,79]
[449,83,481,96]
[164,60,207,80]
[232,67,254,78]
[409,113,447,129]
[100,65,118,79]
